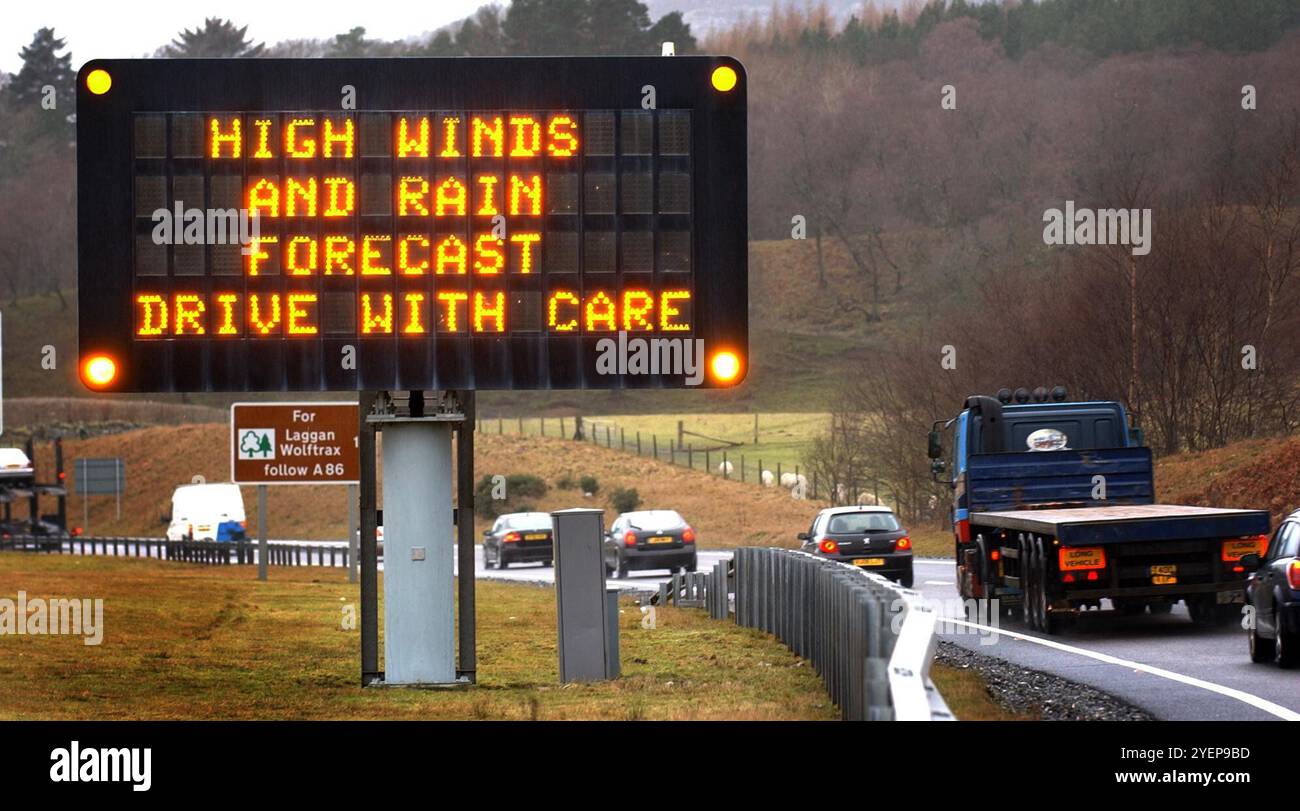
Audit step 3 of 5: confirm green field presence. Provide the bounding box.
[478,411,831,483]
[589,411,829,474]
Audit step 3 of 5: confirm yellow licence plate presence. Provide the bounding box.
[1150,564,1177,585]
[649,536,673,544]
[853,558,886,567]
[524,533,547,540]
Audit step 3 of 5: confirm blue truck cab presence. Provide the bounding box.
[929,390,1270,633]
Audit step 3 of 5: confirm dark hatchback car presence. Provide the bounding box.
[483,512,554,569]
[604,510,697,578]
[1244,512,1300,667]
[799,506,913,587]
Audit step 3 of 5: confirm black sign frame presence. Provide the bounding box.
[76,56,747,392]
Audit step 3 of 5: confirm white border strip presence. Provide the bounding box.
[945,616,1300,721]
[889,595,953,720]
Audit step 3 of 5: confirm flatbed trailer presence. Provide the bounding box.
[972,504,1268,546]
[931,392,1273,633]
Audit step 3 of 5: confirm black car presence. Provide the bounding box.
[799,506,914,587]
[604,510,697,578]
[1244,513,1300,667]
[483,512,554,569]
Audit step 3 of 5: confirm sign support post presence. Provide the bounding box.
[456,391,476,683]
[347,483,358,585]
[257,484,267,582]
[359,391,380,686]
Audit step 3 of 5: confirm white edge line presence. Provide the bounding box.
[945,616,1300,721]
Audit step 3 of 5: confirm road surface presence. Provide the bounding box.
[912,557,1300,721]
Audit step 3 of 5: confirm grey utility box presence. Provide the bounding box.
[553,508,618,682]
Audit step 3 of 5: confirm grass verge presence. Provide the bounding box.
[0,554,836,720]
[929,663,1038,721]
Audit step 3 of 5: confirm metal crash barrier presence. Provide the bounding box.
[662,548,951,721]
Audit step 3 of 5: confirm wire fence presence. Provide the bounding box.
[475,415,891,505]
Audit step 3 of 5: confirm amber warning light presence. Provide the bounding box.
[76,57,747,392]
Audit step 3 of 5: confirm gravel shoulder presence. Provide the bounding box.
[935,641,1153,721]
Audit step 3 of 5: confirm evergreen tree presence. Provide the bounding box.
[7,28,74,109]
[501,0,692,55]
[162,18,265,58]
[2,28,74,151]
[327,27,373,57]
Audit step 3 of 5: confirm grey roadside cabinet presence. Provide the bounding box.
[553,508,619,682]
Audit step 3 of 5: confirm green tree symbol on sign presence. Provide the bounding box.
[241,430,271,457]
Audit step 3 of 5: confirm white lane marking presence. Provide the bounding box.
[924,580,953,586]
[945,617,1300,721]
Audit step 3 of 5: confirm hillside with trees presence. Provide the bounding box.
[2,0,1299,442]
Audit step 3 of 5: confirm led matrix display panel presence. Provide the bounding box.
[77,58,747,392]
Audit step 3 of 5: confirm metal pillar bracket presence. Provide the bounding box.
[359,390,476,688]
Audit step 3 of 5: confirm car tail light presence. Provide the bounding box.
[504,532,521,543]
[72,527,83,537]
[896,536,912,551]
[239,520,247,529]
[1062,572,1076,583]
[819,538,838,554]
[1289,561,1300,591]
[990,548,1000,561]
[1086,570,1099,581]
[682,527,695,543]
[624,531,638,547]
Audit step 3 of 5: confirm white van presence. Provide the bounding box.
[166,483,247,542]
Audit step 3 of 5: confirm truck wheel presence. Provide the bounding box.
[1187,597,1233,626]
[1188,598,1234,626]
[1026,542,1043,631]
[1250,621,1276,663]
[1032,538,1065,634]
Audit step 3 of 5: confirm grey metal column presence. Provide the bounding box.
[606,588,621,679]
[346,483,358,584]
[553,508,615,682]
[382,421,456,684]
[455,390,476,682]
[256,484,267,581]
[359,391,380,685]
